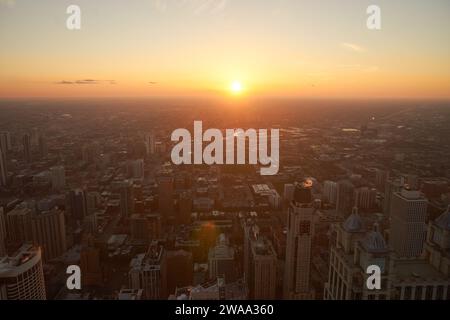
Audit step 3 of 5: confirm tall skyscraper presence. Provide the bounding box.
[0,131,12,152]
[323,180,337,204]
[6,205,32,243]
[164,250,193,296]
[390,189,428,258]
[178,192,192,225]
[129,242,166,299]
[0,208,6,256]
[249,234,277,299]
[383,177,405,215]
[208,234,236,282]
[30,208,67,262]
[50,166,66,191]
[22,133,31,163]
[0,244,46,300]
[67,189,88,222]
[283,181,315,299]
[158,174,174,222]
[80,233,102,287]
[354,187,377,210]
[0,145,6,187]
[336,180,355,218]
[120,180,134,218]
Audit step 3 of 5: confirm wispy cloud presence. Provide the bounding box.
[55,79,116,85]
[341,42,366,53]
[148,81,158,85]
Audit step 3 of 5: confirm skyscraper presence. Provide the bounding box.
[208,234,236,282]
[0,145,6,187]
[323,180,337,204]
[249,234,277,299]
[22,133,31,163]
[0,208,6,256]
[80,233,103,287]
[158,174,174,222]
[6,205,32,243]
[30,208,67,262]
[390,189,428,258]
[120,180,134,218]
[129,242,166,299]
[50,166,66,191]
[283,181,315,299]
[0,244,46,300]
[383,177,404,215]
[336,180,355,218]
[67,189,88,222]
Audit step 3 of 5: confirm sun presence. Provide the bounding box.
[230,81,243,94]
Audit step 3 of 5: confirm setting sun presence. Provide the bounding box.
[230,81,243,94]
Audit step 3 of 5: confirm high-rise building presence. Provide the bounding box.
[129,242,166,299]
[67,189,88,222]
[390,189,428,258]
[177,192,192,225]
[375,169,389,192]
[120,180,134,218]
[336,180,355,218]
[283,183,295,202]
[354,187,377,210]
[323,181,337,204]
[50,166,66,191]
[324,211,392,300]
[30,208,67,262]
[383,177,404,215]
[249,233,277,299]
[145,132,156,156]
[0,132,12,152]
[165,250,193,296]
[208,234,236,282]
[325,207,450,300]
[283,181,315,299]
[158,174,174,222]
[0,145,6,187]
[22,133,31,163]
[6,205,32,243]
[0,208,6,256]
[80,233,102,287]
[0,244,46,300]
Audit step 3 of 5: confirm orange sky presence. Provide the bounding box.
[1,0,449,99]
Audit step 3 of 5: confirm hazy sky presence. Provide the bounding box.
[1,0,449,98]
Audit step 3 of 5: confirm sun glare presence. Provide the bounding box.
[230,81,243,94]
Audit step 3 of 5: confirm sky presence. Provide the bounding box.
[0,0,449,99]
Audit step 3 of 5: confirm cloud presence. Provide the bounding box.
[55,79,116,85]
[341,42,366,53]
[148,81,158,85]
[0,0,15,8]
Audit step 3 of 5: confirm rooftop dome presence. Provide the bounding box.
[343,207,364,233]
[435,205,450,230]
[362,225,387,253]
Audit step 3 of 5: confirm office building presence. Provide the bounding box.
[0,244,46,300]
[30,208,67,262]
[283,181,315,299]
[390,189,428,258]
